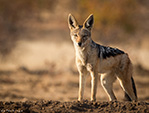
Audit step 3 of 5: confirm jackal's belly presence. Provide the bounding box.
[98,55,122,73]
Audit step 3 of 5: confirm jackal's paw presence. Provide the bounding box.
[91,98,96,102]
[78,98,83,102]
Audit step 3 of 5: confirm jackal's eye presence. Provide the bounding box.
[74,34,78,37]
[82,35,87,40]
[82,35,87,38]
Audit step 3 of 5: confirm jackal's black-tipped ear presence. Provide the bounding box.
[83,14,94,30]
[68,14,78,30]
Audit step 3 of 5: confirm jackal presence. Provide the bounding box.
[68,14,137,101]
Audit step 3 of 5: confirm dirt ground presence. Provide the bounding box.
[0,100,148,113]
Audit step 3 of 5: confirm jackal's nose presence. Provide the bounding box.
[78,42,82,47]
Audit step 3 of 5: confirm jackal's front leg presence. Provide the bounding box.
[90,71,98,101]
[78,73,86,101]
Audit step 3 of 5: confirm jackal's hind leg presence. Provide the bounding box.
[124,77,137,101]
[118,77,137,101]
[100,73,117,101]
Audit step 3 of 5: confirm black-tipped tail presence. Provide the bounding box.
[124,77,137,101]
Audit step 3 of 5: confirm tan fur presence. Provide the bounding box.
[68,14,137,101]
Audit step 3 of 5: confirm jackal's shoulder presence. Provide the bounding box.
[94,42,125,59]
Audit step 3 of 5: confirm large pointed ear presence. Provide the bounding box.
[68,14,78,30]
[83,14,94,30]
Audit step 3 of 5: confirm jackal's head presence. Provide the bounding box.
[68,14,94,48]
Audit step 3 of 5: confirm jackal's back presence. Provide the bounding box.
[97,44,125,59]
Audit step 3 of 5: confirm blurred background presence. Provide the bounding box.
[0,0,148,102]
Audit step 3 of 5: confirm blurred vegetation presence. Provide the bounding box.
[0,0,146,55]
[78,0,138,33]
[0,0,56,55]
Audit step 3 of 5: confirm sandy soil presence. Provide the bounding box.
[0,67,148,112]
[0,68,148,102]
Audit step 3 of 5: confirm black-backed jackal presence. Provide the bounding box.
[68,14,137,101]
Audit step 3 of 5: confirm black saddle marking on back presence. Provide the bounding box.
[98,45,125,59]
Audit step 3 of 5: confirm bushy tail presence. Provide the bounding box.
[124,77,137,101]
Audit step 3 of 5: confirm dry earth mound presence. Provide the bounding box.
[0,100,148,113]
